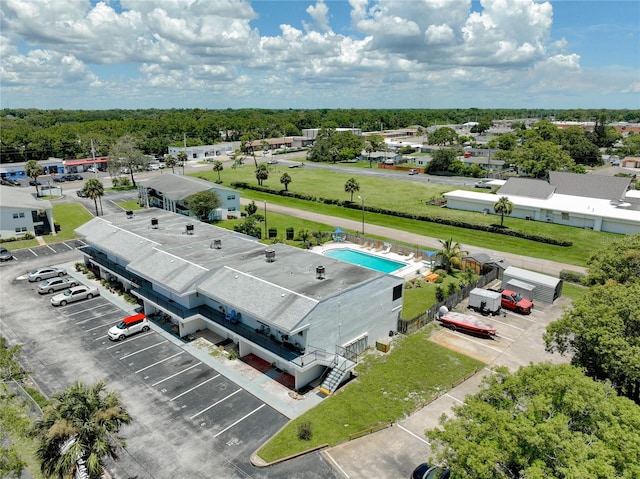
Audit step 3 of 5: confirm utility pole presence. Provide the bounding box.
[183,133,186,175]
[90,139,97,176]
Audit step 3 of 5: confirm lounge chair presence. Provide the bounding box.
[381,246,391,254]
[406,252,415,260]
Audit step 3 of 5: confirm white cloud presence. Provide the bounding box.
[0,0,637,109]
[305,1,331,32]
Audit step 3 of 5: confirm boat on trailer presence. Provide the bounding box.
[438,309,497,338]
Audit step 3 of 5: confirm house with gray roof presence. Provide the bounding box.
[0,185,55,238]
[443,172,639,234]
[138,174,241,220]
[75,209,404,391]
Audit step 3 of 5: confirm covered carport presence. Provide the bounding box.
[502,266,562,304]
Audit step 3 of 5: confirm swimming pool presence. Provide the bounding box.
[323,249,406,274]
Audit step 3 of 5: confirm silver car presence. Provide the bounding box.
[28,267,67,282]
[50,285,99,306]
[37,277,78,294]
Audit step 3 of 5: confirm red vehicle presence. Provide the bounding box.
[438,311,497,338]
[501,289,533,314]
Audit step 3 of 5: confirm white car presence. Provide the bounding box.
[38,277,78,294]
[108,313,150,341]
[50,285,99,306]
[28,267,67,282]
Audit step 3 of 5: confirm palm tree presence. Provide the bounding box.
[82,178,104,216]
[436,237,468,273]
[494,196,514,226]
[165,154,177,173]
[212,160,224,183]
[344,177,360,202]
[280,172,292,191]
[177,151,188,173]
[34,381,132,479]
[25,160,44,196]
[364,140,374,168]
[255,163,269,186]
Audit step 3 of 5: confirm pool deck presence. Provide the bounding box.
[311,242,430,279]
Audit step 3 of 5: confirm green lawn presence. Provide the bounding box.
[190,167,617,266]
[257,330,483,462]
[117,200,143,211]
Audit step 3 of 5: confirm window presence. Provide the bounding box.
[228,207,236,211]
[392,284,402,301]
[15,227,20,233]
[13,213,18,218]
[21,227,27,232]
[561,212,569,220]
[227,195,235,200]
[19,212,25,218]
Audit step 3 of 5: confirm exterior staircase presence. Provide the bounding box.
[318,355,357,395]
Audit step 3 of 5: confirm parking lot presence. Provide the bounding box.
[429,304,549,365]
[0,251,339,479]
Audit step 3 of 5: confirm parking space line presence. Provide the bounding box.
[119,341,167,359]
[153,362,202,387]
[105,331,153,349]
[45,245,56,253]
[61,302,105,317]
[445,393,464,404]
[396,424,430,446]
[170,375,220,402]
[497,333,515,342]
[27,249,38,257]
[190,388,241,420]
[86,323,113,332]
[61,242,75,250]
[213,404,266,438]
[135,352,184,373]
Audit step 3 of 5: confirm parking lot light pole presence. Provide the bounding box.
[358,194,369,235]
[264,201,267,240]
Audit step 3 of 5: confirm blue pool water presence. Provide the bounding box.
[323,249,406,274]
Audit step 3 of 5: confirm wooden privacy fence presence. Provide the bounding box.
[397,268,498,335]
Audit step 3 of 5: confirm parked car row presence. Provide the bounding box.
[52,174,83,182]
[29,267,149,340]
[1,178,21,186]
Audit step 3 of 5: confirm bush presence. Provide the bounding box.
[435,286,445,302]
[297,422,313,441]
[559,269,586,284]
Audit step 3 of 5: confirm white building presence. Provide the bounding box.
[0,186,56,238]
[138,174,241,221]
[168,143,237,161]
[443,172,640,234]
[75,209,404,391]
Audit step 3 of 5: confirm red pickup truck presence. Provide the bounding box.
[501,289,533,314]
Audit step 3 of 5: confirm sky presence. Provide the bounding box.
[1,0,639,110]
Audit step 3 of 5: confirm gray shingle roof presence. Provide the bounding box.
[549,171,631,200]
[497,178,556,199]
[139,174,237,201]
[0,185,52,209]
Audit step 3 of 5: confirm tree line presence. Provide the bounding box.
[1,108,638,163]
